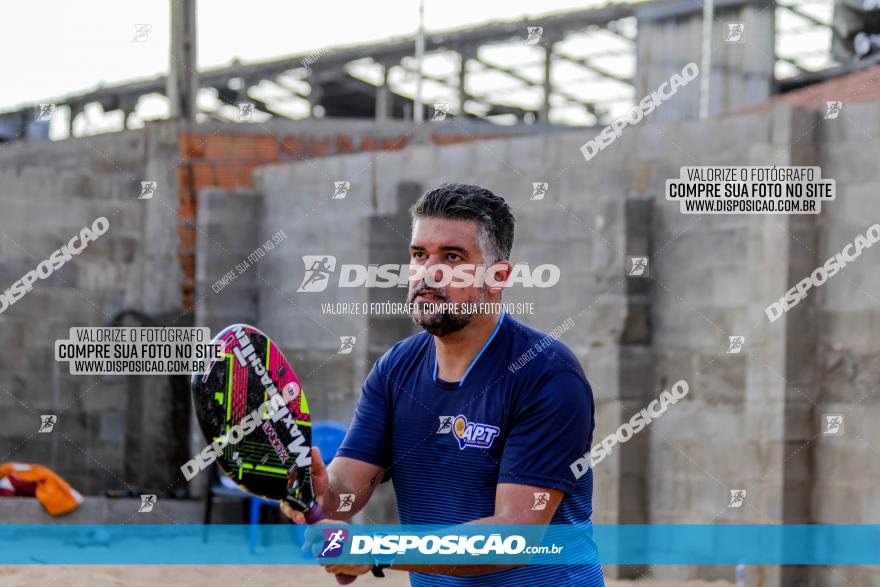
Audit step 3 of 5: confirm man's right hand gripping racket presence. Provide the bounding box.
[190,324,356,584]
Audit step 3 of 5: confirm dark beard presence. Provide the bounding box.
[407,285,485,337]
[412,309,473,337]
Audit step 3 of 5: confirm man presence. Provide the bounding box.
[282,183,604,586]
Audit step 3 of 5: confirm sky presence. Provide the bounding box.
[0,0,833,133]
[0,0,608,107]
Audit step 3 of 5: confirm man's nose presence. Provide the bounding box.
[412,258,446,285]
[424,259,450,286]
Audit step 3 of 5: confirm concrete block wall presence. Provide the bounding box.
[0,166,184,494]
[194,187,263,332]
[0,99,876,583]
[0,123,189,497]
[0,117,555,506]
[175,117,531,309]
[810,101,880,587]
[642,106,825,587]
[0,128,146,172]
[252,130,632,525]
[243,103,880,585]
[255,151,378,425]
[185,118,531,512]
[635,0,775,120]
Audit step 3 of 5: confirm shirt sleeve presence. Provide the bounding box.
[335,358,392,468]
[498,368,595,494]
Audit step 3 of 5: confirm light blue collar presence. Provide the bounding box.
[433,310,507,388]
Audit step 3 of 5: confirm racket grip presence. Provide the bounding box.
[304,503,358,585]
[304,502,326,524]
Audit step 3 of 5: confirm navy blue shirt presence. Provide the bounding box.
[337,313,604,586]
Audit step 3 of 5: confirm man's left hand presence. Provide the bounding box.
[322,564,374,576]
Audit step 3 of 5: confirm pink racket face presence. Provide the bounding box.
[191,324,316,510]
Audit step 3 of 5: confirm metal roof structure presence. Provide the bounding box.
[0,0,839,141]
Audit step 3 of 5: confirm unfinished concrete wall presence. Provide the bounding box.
[0,124,189,497]
[635,0,775,120]
[810,101,880,587]
[175,118,528,310]
[1,98,876,583]
[0,115,516,502]
[194,188,263,331]
[239,103,880,585]
[251,131,635,525]
[643,106,825,587]
[255,150,377,425]
[0,166,186,494]
[0,128,146,172]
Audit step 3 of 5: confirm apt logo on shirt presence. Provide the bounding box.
[451,414,500,450]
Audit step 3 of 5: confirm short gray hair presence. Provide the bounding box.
[409,183,515,263]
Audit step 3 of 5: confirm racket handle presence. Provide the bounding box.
[303,502,326,524]
[304,503,358,585]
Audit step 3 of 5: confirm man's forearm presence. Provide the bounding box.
[387,564,522,576]
[375,513,538,576]
[321,473,360,520]
[322,464,382,520]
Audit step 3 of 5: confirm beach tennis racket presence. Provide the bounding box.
[190,323,356,584]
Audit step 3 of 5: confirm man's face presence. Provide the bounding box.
[407,217,494,336]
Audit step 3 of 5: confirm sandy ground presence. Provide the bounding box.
[0,566,736,586]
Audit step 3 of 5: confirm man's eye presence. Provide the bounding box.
[447,253,461,262]
[412,252,426,260]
